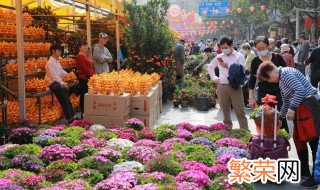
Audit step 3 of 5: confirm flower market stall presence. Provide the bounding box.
[0,0,126,125]
[0,118,265,189]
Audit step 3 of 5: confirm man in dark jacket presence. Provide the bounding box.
[174,39,186,80]
[297,35,310,75]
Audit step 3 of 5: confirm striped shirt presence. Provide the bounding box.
[279,67,320,119]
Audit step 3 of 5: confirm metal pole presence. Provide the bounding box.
[296,8,300,39]
[86,0,92,53]
[115,9,121,70]
[15,0,26,120]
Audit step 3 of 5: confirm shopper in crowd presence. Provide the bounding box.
[205,39,211,48]
[216,43,222,54]
[208,37,248,130]
[93,33,113,74]
[297,34,310,75]
[212,37,219,52]
[190,42,200,55]
[248,36,288,132]
[45,44,75,124]
[268,38,280,53]
[199,39,206,52]
[241,42,256,72]
[76,42,94,116]
[192,47,214,77]
[280,44,295,67]
[173,38,186,80]
[257,61,320,189]
[307,47,320,90]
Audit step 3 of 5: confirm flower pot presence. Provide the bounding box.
[181,101,188,109]
[173,100,180,108]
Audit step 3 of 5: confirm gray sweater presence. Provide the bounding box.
[298,42,310,64]
[93,44,113,74]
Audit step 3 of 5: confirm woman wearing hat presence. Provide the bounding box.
[281,44,295,67]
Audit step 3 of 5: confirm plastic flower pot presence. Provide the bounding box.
[181,101,188,109]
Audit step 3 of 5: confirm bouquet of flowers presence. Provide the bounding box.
[93,171,139,190]
[39,144,76,162]
[124,118,145,131]
[128,146,160,164]
[113,161,145,173]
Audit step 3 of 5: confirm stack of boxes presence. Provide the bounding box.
[83,93,131,127]
[84,81,163,128]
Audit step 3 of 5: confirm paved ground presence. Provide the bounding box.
[155,101,316,190]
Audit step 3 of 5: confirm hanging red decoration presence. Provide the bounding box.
[226,8,231,14]
[260,5,266,12]
[214,9,219,15]
[249,6,255,12]
[237,7,242,13]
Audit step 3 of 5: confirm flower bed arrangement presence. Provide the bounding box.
[0,120,259,189]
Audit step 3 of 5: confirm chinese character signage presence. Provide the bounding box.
[199,1,230,17]
[228,158,301,184]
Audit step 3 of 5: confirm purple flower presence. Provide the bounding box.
[50,125,65,131]
[152,172,166,180]
[93,171,139,190]
[138,129,156,140]
[193,125,208,131]
[124,118,145,131]
[119,132,138,142]
[128,146,160,164]
[216,138,247,149]
[160,138,188,152]
[134,140,161,150]
[133,184,158,190]
[209,122,227,131]
[81,131,94,139]
[42,179,90,190]
[0,178,24,190]
[177,122,194,131]
[176,170,210,187]
[70,120,93,128]
[189,137,215,149]
[10,154,44,172]
[210,164,229,173]
[176,181,201,190]
[216,153,239,164]
[177,129,192,139]
[96,148,121,162]
[39,144,76,162]
[81,138,107,148]
[215,147,250,158]
[93,155,110,164]
[24,175,45,186]
[182,161,210,175]
[38,129,59,137]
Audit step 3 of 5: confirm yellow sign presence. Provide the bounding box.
[270,31,276,38]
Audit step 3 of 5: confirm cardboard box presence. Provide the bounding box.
[83,115,130,127]
[131,90,157,116]
[84,93,131,117]
[151,83,160,99]
[159,80,163,97]
[159,97,163,113]
[134,112,155,128]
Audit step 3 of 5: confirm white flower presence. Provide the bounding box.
[89,124,106,131]
[113,161,145,173]
[107,138,134,150]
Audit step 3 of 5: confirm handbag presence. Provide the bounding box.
[50,81,62,91]
[249,106,291,160]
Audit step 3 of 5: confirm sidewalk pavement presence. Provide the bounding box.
[155,101,315,190]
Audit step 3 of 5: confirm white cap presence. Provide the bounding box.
[281,44,290,53]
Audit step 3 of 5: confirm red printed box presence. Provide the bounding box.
[84,93,131,117]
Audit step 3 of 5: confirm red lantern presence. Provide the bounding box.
[237,7,242,13]
[226,8,231,14]
[260,5,266,12]
[249,6,255,12]
[214,9,219,15]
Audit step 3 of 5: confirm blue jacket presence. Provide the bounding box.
[228,63,245,90]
